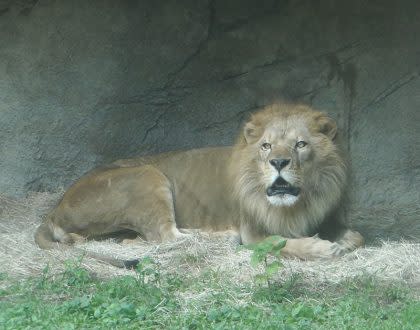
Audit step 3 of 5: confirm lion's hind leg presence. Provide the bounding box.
[120,165,189,243]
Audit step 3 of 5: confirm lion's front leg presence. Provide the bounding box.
[240,229,346,260]
[280,229,364,260]
[239,222,267,245]
[280,235,347,260]
[240,223,356,260]
[239,219,364,259]
[336,229,364,252]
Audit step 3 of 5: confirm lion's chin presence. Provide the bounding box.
[267,194,299,207]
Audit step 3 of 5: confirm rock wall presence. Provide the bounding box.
[0,0,419,240]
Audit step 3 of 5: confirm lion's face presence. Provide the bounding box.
[257,121,312,207]
[239,104,342,208]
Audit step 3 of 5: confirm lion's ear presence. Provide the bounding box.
[317,115,337,140]
[243,122,261,144]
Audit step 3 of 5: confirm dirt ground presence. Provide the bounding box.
[1,191,419,292]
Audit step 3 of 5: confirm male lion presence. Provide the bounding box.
[35,103,364,267]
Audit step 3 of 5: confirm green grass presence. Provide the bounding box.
[0,259,419,330]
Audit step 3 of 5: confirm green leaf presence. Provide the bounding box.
[265,261,281,276]
[250,252,263,267]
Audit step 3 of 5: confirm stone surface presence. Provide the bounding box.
[0,0,418,240]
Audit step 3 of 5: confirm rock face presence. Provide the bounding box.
[0,0,418,241]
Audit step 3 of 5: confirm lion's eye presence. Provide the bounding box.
[296,141,307,148]
[261,142,271,151]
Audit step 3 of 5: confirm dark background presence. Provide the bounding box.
[0,0,419,241]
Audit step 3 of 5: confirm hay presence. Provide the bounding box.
[0,192,419,291]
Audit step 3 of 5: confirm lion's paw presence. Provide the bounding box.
[328,242,346,257]
[305,238,346,260]
[337,230,365,252]
[174,231,193,240]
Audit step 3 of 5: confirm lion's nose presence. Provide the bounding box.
[269,158,291,171]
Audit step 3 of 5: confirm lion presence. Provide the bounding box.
[35,103,364,267]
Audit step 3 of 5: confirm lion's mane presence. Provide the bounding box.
[230,104,347,238]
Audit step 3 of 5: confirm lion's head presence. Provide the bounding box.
[231,103,347,236]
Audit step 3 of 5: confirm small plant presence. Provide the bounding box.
[135,256,160,286]
[62,258,92,286]
[244,235,287,286]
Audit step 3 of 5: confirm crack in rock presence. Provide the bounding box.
[361,71,419,112]
[140,109,169,144]
[165,0,216,88]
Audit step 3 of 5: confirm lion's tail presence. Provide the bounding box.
[34,218,139,269]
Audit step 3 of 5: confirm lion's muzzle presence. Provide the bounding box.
[266,176,300,197]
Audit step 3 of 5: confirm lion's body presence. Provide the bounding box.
[48,147,237,238]
[35,104,364,266]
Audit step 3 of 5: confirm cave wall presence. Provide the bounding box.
[0,0,419,240]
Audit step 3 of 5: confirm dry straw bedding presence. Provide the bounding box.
[0,191,419,291]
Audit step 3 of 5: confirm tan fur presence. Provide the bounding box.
[35,103,364,266]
